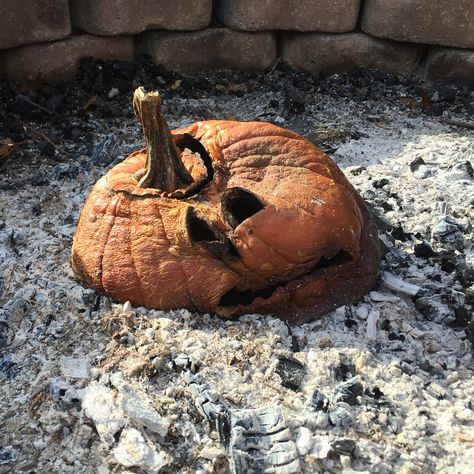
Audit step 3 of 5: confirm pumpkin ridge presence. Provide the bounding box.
[253,187,361,226]
[128,216,144,305]
[215,131,307,154]
[98,195,121,295]
[225,151,342,183]
[252,228,328,269]
[158,206,196,311]
[229,160,314,173]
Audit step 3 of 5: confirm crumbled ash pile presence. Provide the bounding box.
[0,58,473,473]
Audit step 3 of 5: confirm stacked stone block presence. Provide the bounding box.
[361,0,474,49]
[69,0,212,35]
[141,29,276,73]
[0,0,472,86]
[281,33,424,77]
[1,35,134,83]
[214,0,361,33]
[0,0,71,49]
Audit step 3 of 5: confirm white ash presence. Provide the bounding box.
[1,73,473,474]
[82,383,125,447]
[60,356,91,379]
[112,428,170,473]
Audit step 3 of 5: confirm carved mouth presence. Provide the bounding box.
[217,250,353,308]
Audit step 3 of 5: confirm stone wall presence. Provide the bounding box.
[0,0,472,86]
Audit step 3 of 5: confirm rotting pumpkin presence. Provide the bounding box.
[71,87,380,324]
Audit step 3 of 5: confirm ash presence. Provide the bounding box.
[0,59,473,474]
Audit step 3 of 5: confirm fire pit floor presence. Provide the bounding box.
[0,62,473,473]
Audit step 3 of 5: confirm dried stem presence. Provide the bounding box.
[133,87,192,192]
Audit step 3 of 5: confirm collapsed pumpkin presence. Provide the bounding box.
[71,87,380,324]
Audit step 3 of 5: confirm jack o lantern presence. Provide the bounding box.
[71,87,380,324]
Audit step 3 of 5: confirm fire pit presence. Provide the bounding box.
[0,62,473,473]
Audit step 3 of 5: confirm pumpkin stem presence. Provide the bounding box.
[133,87,192,192]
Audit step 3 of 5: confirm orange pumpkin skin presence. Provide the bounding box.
[72,121,380,324]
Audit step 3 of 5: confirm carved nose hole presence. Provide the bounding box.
[221,188,265,229]
[185,207,241,262]
[186,208,219,243]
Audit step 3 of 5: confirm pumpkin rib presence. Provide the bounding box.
[251,186,363,238]
[72,197,99,289]
[214,132,306,155]
[243,219,311,267]
[220,135,325,164]
[188,120,304,143]
[97,195,121,295]
[229,161,318,175]
[127,216,144,305]
[223,141,309,168]
[100,195,139,302]
[157,206,197,311]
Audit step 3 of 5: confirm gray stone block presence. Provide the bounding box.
[215,0,361,32]
[281,32,424,76]
[1,35,134,83]
[362,0,474,49]
[70,0,212,36]
[0,0,71,49]
[424,47,474,87]
[141,28,276,73]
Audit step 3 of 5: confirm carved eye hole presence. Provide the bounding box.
[186,208,219,243]
[221,187,265,229]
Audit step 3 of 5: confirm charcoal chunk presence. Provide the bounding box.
[332,376,364,406]
[331,439,356,456]
[373,178,389,189]
[410,157,426,172]
[414,242,436,258]
[275,356,305,391]
[365,386,384,400]
[185,372,230,447]
[333,354,356,381]
[308,389,329,412]
[230,406,301,474]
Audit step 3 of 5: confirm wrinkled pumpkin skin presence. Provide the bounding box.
[72,120,380,324]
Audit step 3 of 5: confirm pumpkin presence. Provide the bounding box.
[71,87,380,324]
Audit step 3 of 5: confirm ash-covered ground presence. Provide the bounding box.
[0,59,473,474]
